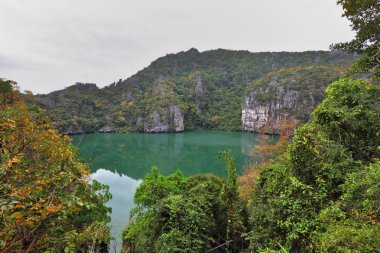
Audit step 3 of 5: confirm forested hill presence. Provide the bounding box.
[33,49,356,134]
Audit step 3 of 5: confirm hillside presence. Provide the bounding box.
[33,49,356,134]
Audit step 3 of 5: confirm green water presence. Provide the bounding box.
[72,131,267,178]
[71,131,274,249]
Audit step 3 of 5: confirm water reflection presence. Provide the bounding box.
[91,169,142,251]
[73,131,267,179]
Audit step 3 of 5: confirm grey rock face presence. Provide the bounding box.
[169,105,184,132]
[98,126,115,133]
[242,85,302,133]
[195,76,204,94]
[136,117,144,128]
[144,111,170,133]
[144,105,184,133]
[62,125,85,135]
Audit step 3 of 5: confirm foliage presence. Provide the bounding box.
[219,151,246,251]
[123,156,247,253]
[247,78,380,252]
[133,166,186,207]
[253,118,296,162]
[314,208,380,253]
[0,78,17,109]
[248,161,318,252]
[312,78,380,162]
[239,118,296,200]
[288,123,360,199]
[332,0,380,78]
[341,161,380,219]
[313,162,380,252]
[0,85,111,252]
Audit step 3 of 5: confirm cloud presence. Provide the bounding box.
[0,0,355,94]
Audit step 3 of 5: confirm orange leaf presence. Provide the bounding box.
[7,157,21,167]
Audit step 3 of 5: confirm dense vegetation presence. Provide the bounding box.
[32,50,355,134]
[332,0,379,78]
[122,78,380,253]
[248,78,380,252]
[122,153,247,253]
[0,80,112,252]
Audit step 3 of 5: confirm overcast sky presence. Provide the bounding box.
[0,0,355,94]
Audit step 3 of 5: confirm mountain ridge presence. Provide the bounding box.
[33,48,356,134]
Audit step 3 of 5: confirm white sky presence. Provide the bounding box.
[0,0,355,94]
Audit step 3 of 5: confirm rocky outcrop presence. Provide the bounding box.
[195,76,204,94]
[144,105,184,133]
[241,68,332,134]
[144,111,169,132]
[62,125,85,135]
[242,105,271,132]
[242,87,300,133]
[170,105,185,131]
[98,126,115,133]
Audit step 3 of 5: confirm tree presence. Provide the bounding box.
[248,78,380,252]
[0,88,111,252]
[313,161,380,252]
[0,78,17,109]
[332,0,380,78]
[312,78,380,162]
[123,167,188,253]
[220,151,246,252]
[123,163,246,253]
[240,118,296,200]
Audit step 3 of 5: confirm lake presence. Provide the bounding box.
[71,131,274,250]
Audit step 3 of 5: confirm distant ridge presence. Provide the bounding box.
[33,49,356,134]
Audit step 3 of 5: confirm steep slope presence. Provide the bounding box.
[242,66,344,133]
[34,48,355,134]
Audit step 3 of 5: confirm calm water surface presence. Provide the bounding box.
[71,131,274,249]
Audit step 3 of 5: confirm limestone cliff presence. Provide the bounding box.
[241,66,342,133]
[144,105,184,133]
[141,76,185,132]
[242,86,302,133]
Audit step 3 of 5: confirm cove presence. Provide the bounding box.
[71,131,275,249]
